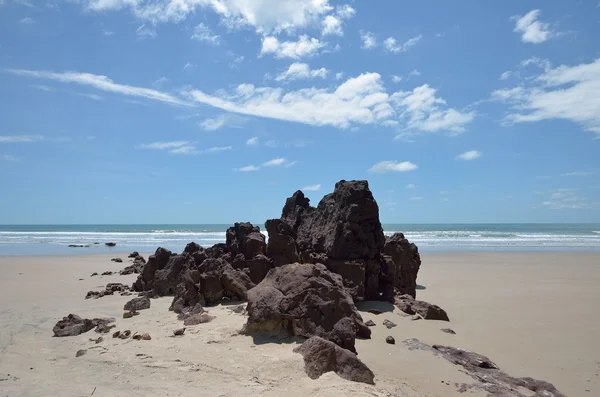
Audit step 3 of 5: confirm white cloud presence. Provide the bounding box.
[136,24,156,39]
[153,76,169,88]
[237,165,259,172]
[1,154,20,162]
[500,71,513,80]
[20,17,35,24]
[521,57,551,72]
[8,68,472,134]
[383,35,422,53]
[82,0,336,34]
[183,62,196,70]
[391,84,475,134]
[263,157,286,167]
[391,75,403,83]
[541,188,595,210]
[322,15,342,36]
[408,69,421,77]
[561,171,594,176]
[492,58,600,137]
[302,184,321,191]
[229,54,244,69]
[191,23,219,44]
[456,150,482,160]
[260,35,325,59]
[204,145,231,153]
[335,72,344,80]
[5,69,190,107]
[102,30,114,36]
[246,137,259,146]
[275,62,328,81]
[360,31,377,49]
[0,135,44,143]
[406,184,416,188]
[410,196,423,201]
[368,160,418,174]
[199,113,247,131]
[512,9,553,44]
[138,141,231,155]
[77,92,104,101]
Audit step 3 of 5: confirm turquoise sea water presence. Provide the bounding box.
[1,223,599,256]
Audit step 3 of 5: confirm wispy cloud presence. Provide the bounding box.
[19,17,35,24]
[497,195,513,201]
[183,62,196,71]
[262,157,297,167]
[199,113,247,131]
[541,188,595,210]
[0,135,44,143]
[360,31,377,49]
[391,75,403,83]
[236,165,259,172]
[136,24,156,39]
[406,184,416,188]
[1,154,20,162]
[410,196,423,201]
[302,184,321,191]
[102,30,114,36]
[512,9,554,44]
[561,171,595,176]
[383,35,422,53]
[137,141,230,155]
[456,150,482,161]
[191,23,220,45]
[368,160,418,174]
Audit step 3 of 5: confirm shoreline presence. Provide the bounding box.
[0,251,598,396]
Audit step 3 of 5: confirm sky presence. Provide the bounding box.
[0,0,599,224]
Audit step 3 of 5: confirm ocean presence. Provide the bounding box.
[0,223,599,256]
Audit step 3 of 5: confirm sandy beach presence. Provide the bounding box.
[0,251,597,397]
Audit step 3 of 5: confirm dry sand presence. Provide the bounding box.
[0,251,598,397]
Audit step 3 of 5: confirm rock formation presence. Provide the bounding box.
[293,336,375,384]
[395,294,449,321]
[243,262,370,353]
[53,314,115,337]
[383,233,421,298]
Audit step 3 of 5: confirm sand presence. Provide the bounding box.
[0,251,598,397]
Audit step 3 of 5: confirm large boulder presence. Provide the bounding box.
[294,336,375,384]
[384,233,421,297]
[266,180,399,302]
[244,262,370,353]
[226,222,266,259]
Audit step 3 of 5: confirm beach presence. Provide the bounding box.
[0,251,598,397]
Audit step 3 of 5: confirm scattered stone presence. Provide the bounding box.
[101,271,113,276]
[294,336,375,384]
[105,242,117,247]
[368,309,383,315]
[86,283,130,299]
[94,242,100,245]
[75,349,87,357]
[94,337,104,344]
[383,319,397,329]
[132,333,142,340]
[128,251,140,258]
[173,328,186,336]
[228,304,245,314]
[123,311,137,319]
[441,328,456,335]
[78,278,84,281]
[119,330,131,339]
[95,321,116,334]
[68,244,89,248]
[124,296,150,311]
[112,331,120,338]
[52,314,115,337]
[111,258,123,263]
[244,262,370,353]
[395,294,449,321]
[386,336,395,344]
[365,320,376,327]
[141,333,151,340]
[91,272,98,277]
[183,313,215,326]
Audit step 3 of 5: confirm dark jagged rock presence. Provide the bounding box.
[124,296,150,311]
[244,262,370,353]
[266,180,410,302]
[365,320,376,327]
[441,328,456,335]
[404,339,566,397]
[395,294,449,321]
[384,233,421,298]
[264,219,300,267]
[101,271,113,276]
[386,336,395,344]
[128,251,140,258]
[53,314,115,337]
[226,222,266,259]
[153,254,195,296]
[293,336,374,384]
[184,242,202,254]
[111,258,123,263]
[105,242,116,247]
[120,256,146,275]
[85,283,130,299]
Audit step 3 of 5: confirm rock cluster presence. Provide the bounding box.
[53,314,115,337]
[85,283,131,299]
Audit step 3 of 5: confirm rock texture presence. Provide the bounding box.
[395,294,449,321]
[383,233,421,298]
[265,180,421,303]
[403,339,566,397]
[244,262,370,353]
[52,314,115,337]
[293,336,374,384]
[123,297,150,311]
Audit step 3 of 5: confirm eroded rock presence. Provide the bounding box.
[395,294,449,321]
[124,297,150,311]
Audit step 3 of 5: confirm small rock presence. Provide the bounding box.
[141,333,151,340]
[365,320,376,327]
[75,349,87,357]
[112,331,121,338]
[101,271,113,276]
[386,336,395,344]
[105,242,117,247]
[91,272,98,277]
[173,328,186,336]
[368,309,383,315]
[183,313,215,326]
[132,333,142,340]
[123,311,135,319]
[119,330,131,339]
[124,297,151,311]
[95,337,104,344]
[111,258,123,263]
[128,251,140,258]
[441,328,456,335]
[229,305,245,314]
[78,278,84,281]
[383,319,397,329]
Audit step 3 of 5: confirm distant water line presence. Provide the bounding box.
[0,223,599,256]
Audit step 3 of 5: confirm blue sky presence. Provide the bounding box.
[0,0,599,224]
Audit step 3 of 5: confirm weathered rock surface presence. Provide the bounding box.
[53,314,115,337]
[403,339,566,397]
[124,297,150,311]
[383,232,421,298]
[120,256,146,275]
[244,262,370,353]
[266,180,419,303]
[293,336,375,384]
[395,294,449,321]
